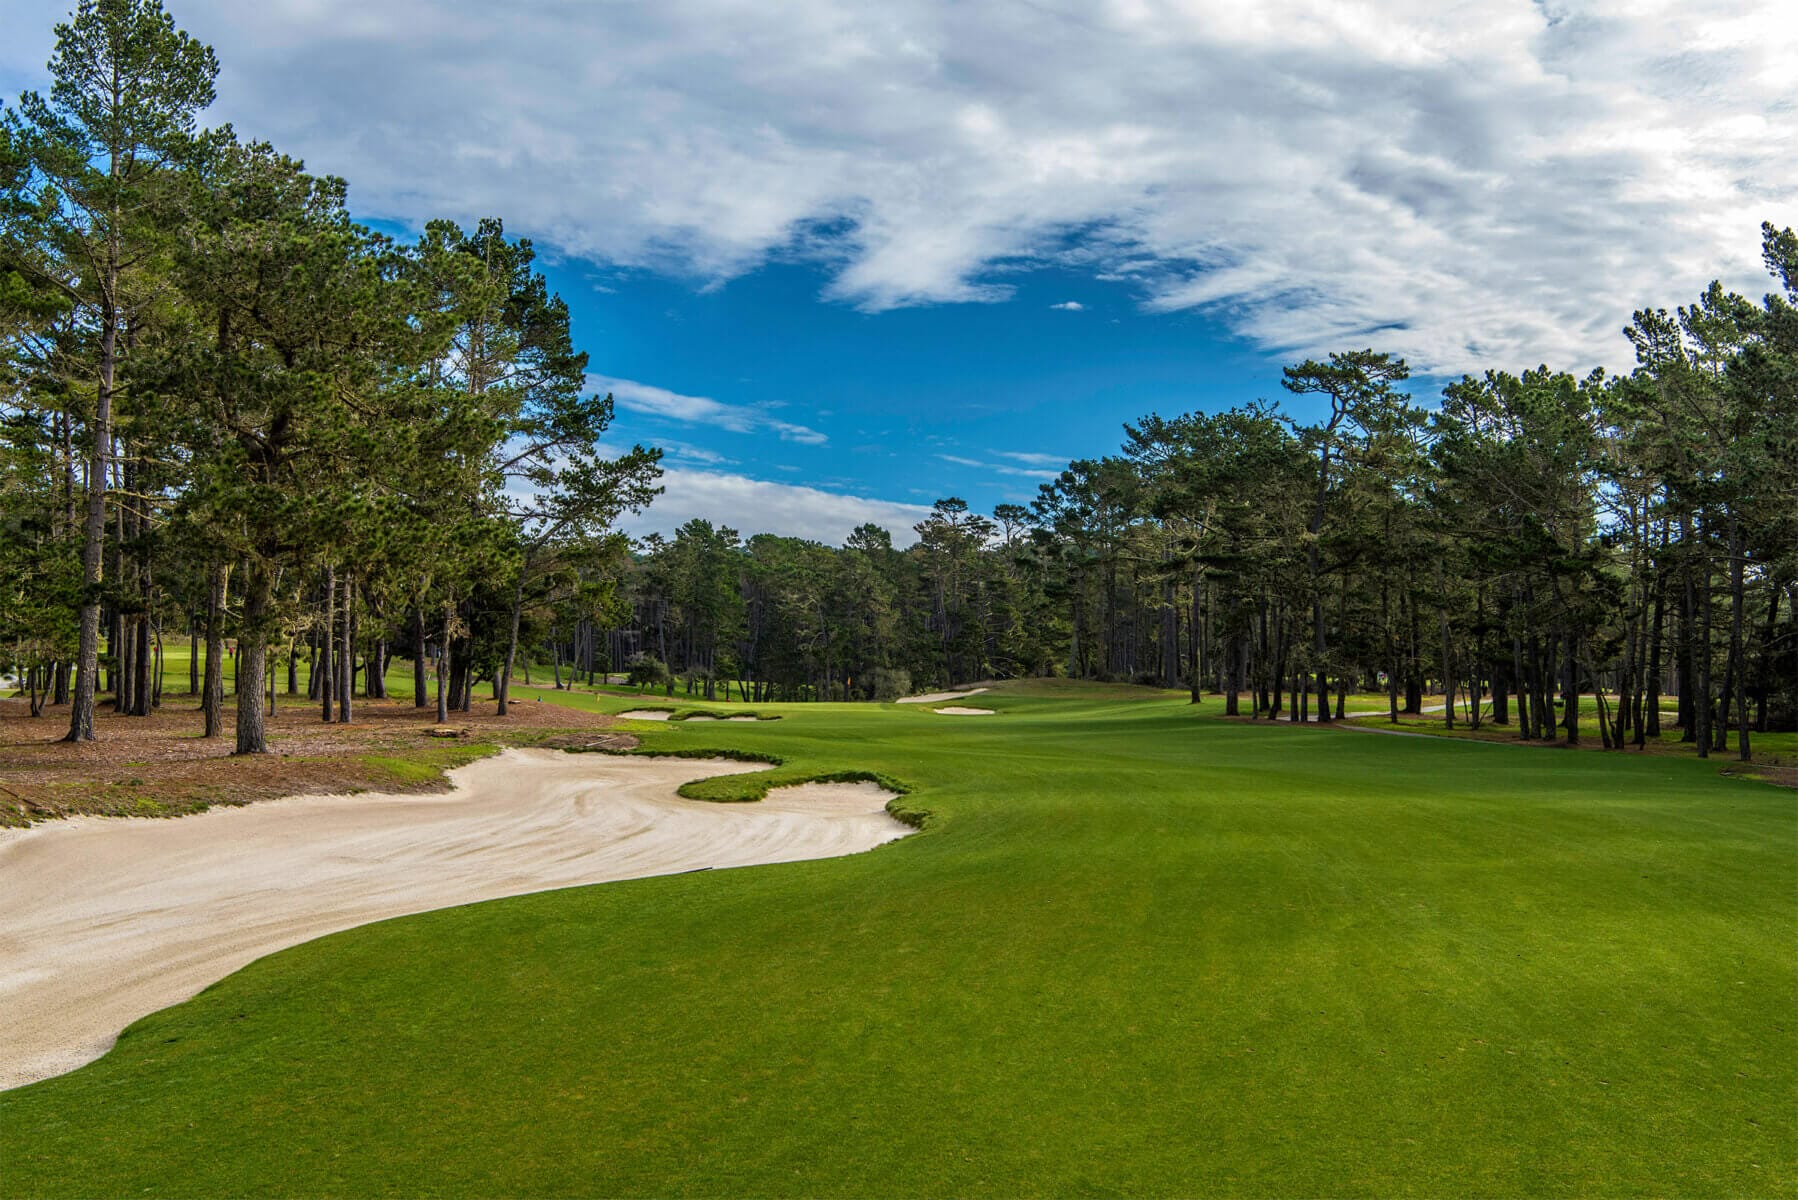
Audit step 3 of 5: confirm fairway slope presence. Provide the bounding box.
[0,750,910,1090]
[4,684,1791,1197]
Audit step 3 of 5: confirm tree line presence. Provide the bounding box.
[1,0,661,753]
[601,238,1796,762]
[4,4,1792,767]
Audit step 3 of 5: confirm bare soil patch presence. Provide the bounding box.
[0,695,617,826]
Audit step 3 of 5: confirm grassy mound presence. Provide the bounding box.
[3,681,1791,1196]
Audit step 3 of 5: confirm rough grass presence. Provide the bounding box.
[3,680,1792,1197]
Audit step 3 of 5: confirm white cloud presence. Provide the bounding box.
[617,467,931,546]
[1049,301,1084,311]
[591,375,826,445]
[6,0,1794,374]
[994,450,1068,468]
[937,452,1060,480]
[657,439,731,466]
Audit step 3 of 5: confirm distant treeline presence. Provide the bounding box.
[4,4,1793,766]
[601,232,1797,762]
[1,1,661,752]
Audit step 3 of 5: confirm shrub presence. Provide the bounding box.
[866,667,912,702]
[625,654,671,692]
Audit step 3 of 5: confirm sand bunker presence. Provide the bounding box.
[896,688,990,705]
[933,706,995,715]
[616,710,768,723]
[0,750,909,1091]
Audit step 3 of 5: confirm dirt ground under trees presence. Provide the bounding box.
[0,695,631,826]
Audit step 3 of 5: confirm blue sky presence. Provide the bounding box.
[546,253,1295,534]
[7,0,1794,544]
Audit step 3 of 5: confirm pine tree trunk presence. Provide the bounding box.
[64,302,116,743]
[414,607,429,707]
[1223,623,1240,716]
[1694,544,1711,758]
[1563,628,1580,746]
[1188,574,1202,704]
[338,573,353,724]
[1754,589,1780,734]
[1646,522,1667,740]
[1513,633,1531,740]
[132,611,151,716]
[1161,575,1179,689]
[234,563,272,755]
[1728,519,1750,762]
[116,614,133,715]
[320,565,335,723]
[499,569,525,716]
[1438,567,1455,731]
[435,634,449,725]
[202,563,227,738]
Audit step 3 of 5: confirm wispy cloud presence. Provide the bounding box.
[994,451,1068,468]
[657,439,731,466]
[590,375,826,445]
[617,467,930,546]
[1049,301,1084,311]
[937,452,1060,481]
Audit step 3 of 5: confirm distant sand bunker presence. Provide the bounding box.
[617,709,673,720]
[934,706,995,715]
[897,688,990,705]
[0,750,909,1091]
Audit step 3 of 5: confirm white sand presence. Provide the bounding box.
[896,688,990,705]
[0,749,909,1091]
[933,706,996,715]
[616,710,765,722]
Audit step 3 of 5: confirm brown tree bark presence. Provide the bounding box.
[338,572,352,724]
[234,564,272,755]
[414,607,429,707]
[320,565,335,723]
[202,563,228,738]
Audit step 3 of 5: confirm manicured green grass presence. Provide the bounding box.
[138,644,667,705]
[4,682,1792,1196]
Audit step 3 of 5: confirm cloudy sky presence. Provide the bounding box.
[6,0,1795,543]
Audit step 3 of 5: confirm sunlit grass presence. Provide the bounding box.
[4,680,1790,1196]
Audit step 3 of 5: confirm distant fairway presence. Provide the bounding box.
[3,681,1792,1196]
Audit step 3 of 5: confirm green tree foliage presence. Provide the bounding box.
[592,244,1792,759]
[5,0,217,741]
[0,5,659,750]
